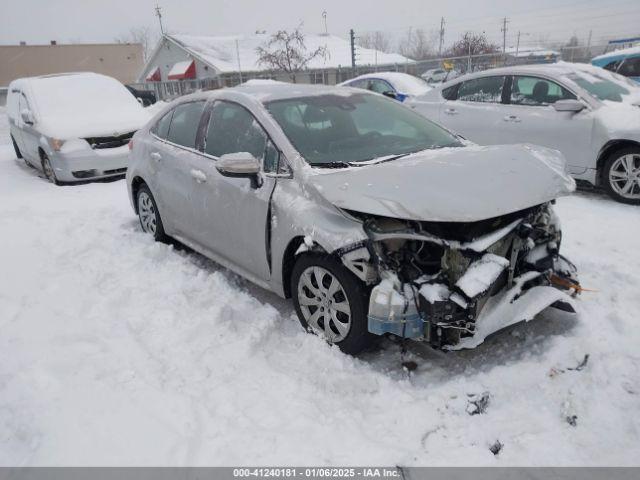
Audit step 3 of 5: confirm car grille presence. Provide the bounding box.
[84,131,135,149]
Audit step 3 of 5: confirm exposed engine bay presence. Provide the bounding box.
[338,202,579,349]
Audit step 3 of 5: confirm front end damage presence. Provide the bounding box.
[338,203,579,350]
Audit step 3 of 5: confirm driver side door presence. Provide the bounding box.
[190,101,278,282]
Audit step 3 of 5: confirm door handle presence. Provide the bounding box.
[503,115,521,123]
[190,169,207,183]
[444,108,458,115]
[150,152,162,161]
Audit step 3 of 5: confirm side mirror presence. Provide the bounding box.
[217,152,262,188]
[382,91,398,100]
[20,108,34,125]
[553,99,585,113]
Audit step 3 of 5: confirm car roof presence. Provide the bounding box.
[342,71,416,84]
[439,61,607,86]
[185,83,370,104]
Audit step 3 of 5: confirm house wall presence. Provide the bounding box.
[0,43,143,87]
[141,38,217,82]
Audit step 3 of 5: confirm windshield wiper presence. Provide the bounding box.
[310,161,361,168]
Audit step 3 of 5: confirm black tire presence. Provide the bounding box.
[11,135,23,159]
[291,253,376,355]
[602,147,640,205]
[40,152,60,185]
[136,184,169,242]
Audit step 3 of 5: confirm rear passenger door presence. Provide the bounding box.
[148,100,207,237]
[439,75,508,145]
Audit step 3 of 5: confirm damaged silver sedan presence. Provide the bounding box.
[126,84,580,355]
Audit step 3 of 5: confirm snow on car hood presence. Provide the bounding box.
[37,107,151,140]
[307,144,575,222]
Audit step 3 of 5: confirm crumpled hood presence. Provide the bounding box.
[307,144,575,222]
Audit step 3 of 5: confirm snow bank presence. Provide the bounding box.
[1,110,640,466]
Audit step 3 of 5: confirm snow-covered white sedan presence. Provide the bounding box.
[127,83,579,355]
[7,72,150,184]
[409,62,640,204]
[340,72,431,102]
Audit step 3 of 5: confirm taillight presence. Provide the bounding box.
[128,139,134,151]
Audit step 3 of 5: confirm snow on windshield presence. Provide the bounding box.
[564,67,640,103]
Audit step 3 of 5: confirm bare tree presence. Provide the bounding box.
[358,31,391,53]
[256,27,328,83]
[397,28,438,60]
[114,26,155,61]
[448,32,500,57]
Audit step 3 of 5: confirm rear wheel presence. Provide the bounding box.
[602,147,640,205]
[11,135,22,159]
[40,152,60,185]
[136,184,168,242]
[291,254,375,355]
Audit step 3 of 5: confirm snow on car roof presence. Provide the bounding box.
[193,83,367,104]
[592,45,640,62]
[341,71,432,96]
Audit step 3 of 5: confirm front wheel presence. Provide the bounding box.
[602,147,640,205]
[291,254,375,355]
[136,184,168,242]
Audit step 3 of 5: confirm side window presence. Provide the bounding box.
[510,76,576,106]
[347,79,367,89]
[204,102,268,161]
[618,57,640,77]
[457,76,506,103]
[369,79,394,94]
[442,83,460,100]
[603,60,622,72]
[7,90,20,119]
[166,101,206,148]
[153,110,173,139]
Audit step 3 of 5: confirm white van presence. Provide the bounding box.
[7,72,150,184]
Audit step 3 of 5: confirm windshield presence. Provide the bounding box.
[564,69,636,102]
[265,93,462,166]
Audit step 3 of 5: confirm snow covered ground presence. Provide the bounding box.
[0,107,639,466]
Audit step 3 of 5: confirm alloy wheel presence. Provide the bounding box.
[137,191,157,235]
[297,266,352,343]
[609,153,640,200]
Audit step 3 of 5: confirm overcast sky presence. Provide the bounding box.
[1,0,639,49]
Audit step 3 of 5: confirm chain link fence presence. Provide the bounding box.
[129,43,622,102]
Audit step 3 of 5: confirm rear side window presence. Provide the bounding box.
[204,101,268,160]
[603,60,622,72]
[153,111,173,139]
[368,79,394,94]
[166,101,206,148]
[457,76,506,103]
[6,89,21,119]
[510,76,576,106]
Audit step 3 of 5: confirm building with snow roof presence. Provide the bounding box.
[137,33,414,97]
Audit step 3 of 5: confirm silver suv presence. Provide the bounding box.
[127,84,580,355]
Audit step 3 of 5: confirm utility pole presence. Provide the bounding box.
[516,31,521,57]
[438,17,445,57]
[501,17,509,54]
[235,39,243,84]
[322,11,328,35]
[155,4,165,35]
[586,29,593,58]
[350,29,356,68]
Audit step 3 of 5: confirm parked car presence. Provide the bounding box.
[409,62,640,204]
[127,84,579,355]
[421,68,460,84]
[591,45,640,83]
[339,72,431,102]
[7,72,150,184]
[125,85,157,107]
